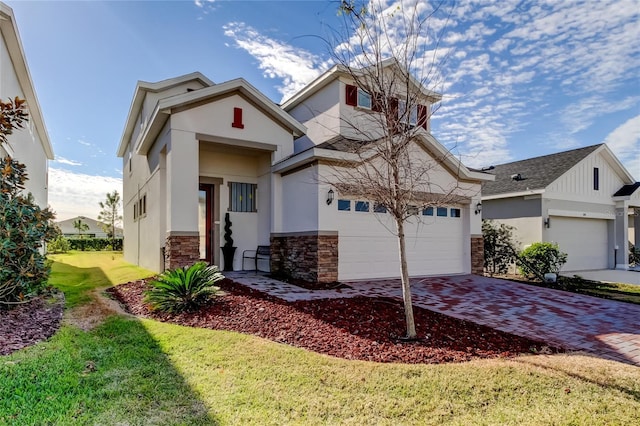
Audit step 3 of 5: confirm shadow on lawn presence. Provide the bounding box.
[512,355,640,403]
[1,260,218,425]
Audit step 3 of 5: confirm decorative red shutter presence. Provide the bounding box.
[345,84,357,106]
[418,104,428,130]
[389,98,399,134]
[232,107,244,129]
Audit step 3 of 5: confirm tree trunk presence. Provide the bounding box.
[396,218,417,339]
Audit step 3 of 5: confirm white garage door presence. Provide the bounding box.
[337,206,466,280]
[549,216,609,271]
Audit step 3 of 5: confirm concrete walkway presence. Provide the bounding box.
[226,272,640,366]
[563,269,640,286]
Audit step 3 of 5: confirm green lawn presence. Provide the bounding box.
[1,251,639,425]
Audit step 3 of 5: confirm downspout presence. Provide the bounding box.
[137,182,140,265]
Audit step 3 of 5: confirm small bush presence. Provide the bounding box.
[144,262,224,313]
[482,220,518,276]
[48,235,70,253]
[519,242,567,279]
[68,238,123,251]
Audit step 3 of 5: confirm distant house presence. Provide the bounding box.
[482,144,639,271]
[117,61,492,282]
[0,2,53,209]
[56,216,123,239]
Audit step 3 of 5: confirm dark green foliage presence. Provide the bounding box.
[518,242,567,278]
[67,238,123,252]
[0,156,57,305]
[144,262,224,313]
[482,220,518,276]
[48,235,70,253]
[223,212,233,247]
[97,190,122,250]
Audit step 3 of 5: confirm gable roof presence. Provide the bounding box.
[116,72,214,157]
[0,3,53,159]
[482,144,603,197]
[281,58,442,111]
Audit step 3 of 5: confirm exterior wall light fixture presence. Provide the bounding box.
[327,188,334,205]
[544,217,551,228]
[474,202,482,215]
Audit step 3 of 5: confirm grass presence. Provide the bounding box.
[47,250,154,307]
[1,251,639,425]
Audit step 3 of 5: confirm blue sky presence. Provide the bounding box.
[8,0,639,220]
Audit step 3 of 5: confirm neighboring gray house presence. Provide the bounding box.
[57,216,123,239]
[482,144,639,271]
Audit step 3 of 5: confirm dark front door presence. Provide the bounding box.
[198,184,215,264]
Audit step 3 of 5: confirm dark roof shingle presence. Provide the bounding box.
[613,182,640,197]
[482,144,602,196]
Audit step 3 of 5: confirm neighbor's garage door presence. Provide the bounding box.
[337,207,466,280]
[548,216,609,271]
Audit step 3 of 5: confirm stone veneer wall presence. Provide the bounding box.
[270,231,338,285]
[164,233,200,270]
[471,235,484,275]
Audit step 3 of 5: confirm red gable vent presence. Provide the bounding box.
[232,107,244,129]
[345,84,357,106]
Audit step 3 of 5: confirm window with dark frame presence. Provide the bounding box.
[338,199,351,211]
[594,167,599,190]
[450,208,461,218]
[229,182,257,212]
[373,202,387,213]
[355,201,370,212]
[437,207,448,217]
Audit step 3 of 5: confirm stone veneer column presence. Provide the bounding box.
[470,235,484,275]
[270,231,338,285]
[164,232,200,270]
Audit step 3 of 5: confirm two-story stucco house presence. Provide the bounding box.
[117,61,492,283]
[0,2,53,209]
[482,144,639,271]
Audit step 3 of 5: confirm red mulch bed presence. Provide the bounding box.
[106,279,563,364]
[0,290,65,356]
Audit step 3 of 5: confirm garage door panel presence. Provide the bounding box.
[337,214,465,280]
[549,217,608,271]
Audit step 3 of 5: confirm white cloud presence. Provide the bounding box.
[54,156,82,166]
[602,115,640,179]
[48,168,122,221]
[223,22,330,102]
[78,139,91,146]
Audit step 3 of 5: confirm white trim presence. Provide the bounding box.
[482,189,545,200]
[548,209,615,220]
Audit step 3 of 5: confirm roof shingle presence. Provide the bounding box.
[482,144,602,196]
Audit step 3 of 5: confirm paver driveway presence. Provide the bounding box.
[226,272,640,366]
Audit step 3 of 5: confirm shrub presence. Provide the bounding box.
[144,262,224,313]
[482,220,518,276]
[518,242,568,279]
[0,157,57,305]
[68,238,123,251]
[48,235,70,253]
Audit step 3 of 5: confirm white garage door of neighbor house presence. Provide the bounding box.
[337,207,465,280]
[549,216,609,272]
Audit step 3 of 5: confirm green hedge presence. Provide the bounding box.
[68,238,123,251]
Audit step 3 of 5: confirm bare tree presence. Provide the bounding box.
[323,0,476,338]
[98,190,122,249]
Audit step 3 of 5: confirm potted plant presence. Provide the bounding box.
[221,212,236,271]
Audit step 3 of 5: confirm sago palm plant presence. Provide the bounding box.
[144,262,224,313]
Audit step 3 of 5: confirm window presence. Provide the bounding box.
[407,205,419,215]
[437,207,448,217]
[593,167,599,190]
[357,88,372,109]
[423,207,434,216]
[450,208,461,218]
[229,182,257,212]
[338,199,351,211]
[374,202,387,213]
[398,100,418,126]
[355,201,370,212]
[345,84,372,109]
